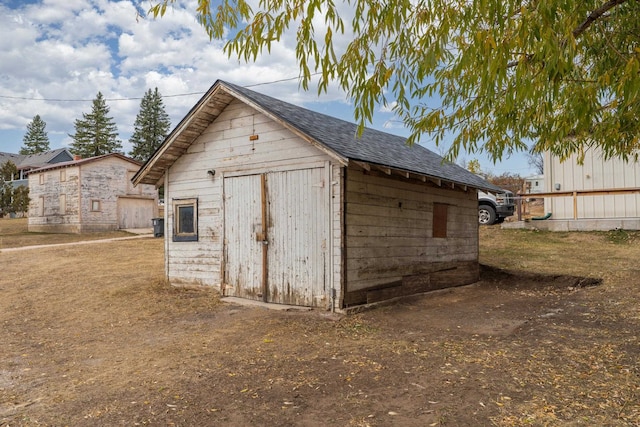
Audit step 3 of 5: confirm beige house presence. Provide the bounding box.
[0,148,73,189]
[28,153,158,233]
[133,80,499,310]
[539,148,640,231]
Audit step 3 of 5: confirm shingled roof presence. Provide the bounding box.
[0,148,73,171]
[27,153,140,174]
[133,80,499,192]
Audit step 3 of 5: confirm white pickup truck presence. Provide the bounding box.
[478,189,515,225]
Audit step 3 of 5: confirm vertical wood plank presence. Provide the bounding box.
[261,173,268,302]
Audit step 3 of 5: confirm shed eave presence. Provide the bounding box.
[132,83,234,187]
[348,160,492,192]
[132,81,350,186]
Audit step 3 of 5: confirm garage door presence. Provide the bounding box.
[118,197,157,229]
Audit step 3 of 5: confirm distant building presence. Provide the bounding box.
[540,148,640,230]
[0,148,74,189]
[28,153,158,233]
[524,174,544,194]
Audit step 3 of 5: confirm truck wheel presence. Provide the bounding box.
[478,205,497,225]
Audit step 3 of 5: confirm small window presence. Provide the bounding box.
[60,194,66,214]
[60,169,66,182]
[173,198,198,242]
[432,203,448,238]
[39,174,44,185]
[91,200,101,212]
[39,196,45,216]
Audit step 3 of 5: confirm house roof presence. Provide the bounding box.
[27,153,141,174]
[133,80,500,192]
[0,148,73,170]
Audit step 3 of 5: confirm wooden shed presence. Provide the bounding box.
[132,80,499,310]
[29,153,158,233]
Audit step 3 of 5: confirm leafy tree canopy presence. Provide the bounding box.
[129,88,171,162]
[465,159,482,175]
[69,92,122,159]
[20,115,50,155]
[487,172,525,195]
[150,0,639,163]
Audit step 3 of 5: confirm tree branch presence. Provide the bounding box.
[573,0,629,39]
[507,0,631,68]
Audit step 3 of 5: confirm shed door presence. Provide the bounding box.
[223,168,328,306]
[223,174,264,301]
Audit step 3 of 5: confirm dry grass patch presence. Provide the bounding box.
[0,217,135,249]
[0,227,639,426]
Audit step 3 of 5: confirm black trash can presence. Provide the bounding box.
[152,218,164,238]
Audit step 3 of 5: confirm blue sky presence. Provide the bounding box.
[0,0,538,177]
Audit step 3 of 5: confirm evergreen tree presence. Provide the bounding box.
[69,92,122,158]
[0,161,18,215]
[129,88,171,162]
[20,115,50,155]
[0,160,18,181]
[0,181,11,216]
[12,185,30,215]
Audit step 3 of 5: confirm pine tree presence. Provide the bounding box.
[20,115,50,155]
[11,185,30,215]
[129,88,171,162]
[69,92,122,158]
[0,160,18,181]
[0,161,18,215]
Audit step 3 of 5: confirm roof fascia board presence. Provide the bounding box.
[132,83,225,186]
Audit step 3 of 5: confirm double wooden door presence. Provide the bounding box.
[223,168,328,306]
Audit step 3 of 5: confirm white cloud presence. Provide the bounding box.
[379,101,398,114]
[0,0,534,176]
[0,0,357,151]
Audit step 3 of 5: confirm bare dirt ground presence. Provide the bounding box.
[1,221,639,426]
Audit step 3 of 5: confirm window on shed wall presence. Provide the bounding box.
[39,196,45,216]
[91,200,101,212]
[59,194,66,214]
[173,198,198,242]
[39,173,44,185]
[60,169,66,182]
[432,203,448,238]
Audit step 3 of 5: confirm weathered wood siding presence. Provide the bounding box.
[28,166,82,233]
[544,148,640,219]
[165,99,341,309]
[343,167,479,306]
[28,156,157,233]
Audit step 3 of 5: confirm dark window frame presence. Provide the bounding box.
[173,198,198,242]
